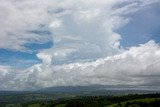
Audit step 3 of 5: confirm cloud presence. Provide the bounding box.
[0,0,160,90]
[0,66,10,76]
[3,40,159,90]
[0,0,157,51]
[0,0,55,51]
[36,53,52,65]
[50,19,62,28]
[46,0,159,64]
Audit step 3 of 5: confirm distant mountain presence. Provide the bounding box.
[38,85,107,92]
[1,85,160,96]
[37,85,160,95]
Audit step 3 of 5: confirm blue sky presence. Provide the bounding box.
[1,0,160,90]
[119,2,160,47]
[0,42,53,67]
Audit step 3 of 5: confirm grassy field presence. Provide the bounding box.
[106,98,160,107]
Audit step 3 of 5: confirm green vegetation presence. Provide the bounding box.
[106,98,160,107]
[54,104,65,107]
[1,93,160,107]
[28,104,42,107]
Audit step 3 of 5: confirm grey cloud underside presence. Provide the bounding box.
[0,0,160,90]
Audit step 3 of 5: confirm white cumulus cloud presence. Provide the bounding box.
[0,0,160,90]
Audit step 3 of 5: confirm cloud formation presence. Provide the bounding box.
[0,0,160,90]
[34,40,160,87]
[0,0,156,51]
[1,40,160,90]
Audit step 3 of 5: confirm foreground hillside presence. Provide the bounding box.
[106,98,160,107]
[1,92,160,107]
[5,97,160,107]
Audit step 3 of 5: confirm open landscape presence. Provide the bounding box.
[1,88,160,107]
[0,0,160,107]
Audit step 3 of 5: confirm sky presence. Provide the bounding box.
[0,0,160,90]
